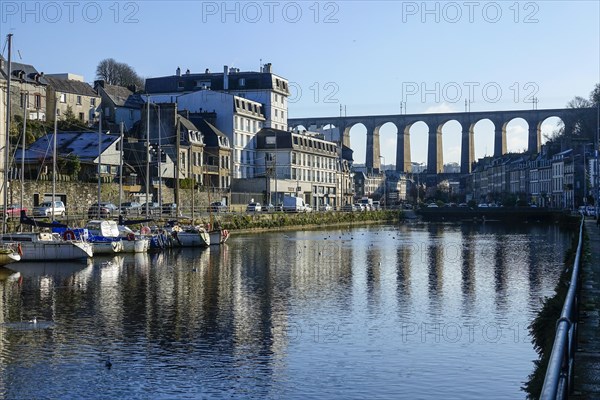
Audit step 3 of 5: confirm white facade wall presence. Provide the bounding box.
[148,91,264,179]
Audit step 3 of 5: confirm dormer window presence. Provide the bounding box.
[238,78,245,87]
[177,81,184,89]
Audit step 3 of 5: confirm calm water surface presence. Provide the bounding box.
[0,222,572,399]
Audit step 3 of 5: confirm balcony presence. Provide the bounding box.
[202,165,220,174]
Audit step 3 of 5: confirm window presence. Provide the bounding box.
[34,94,41,109]
[275,109,278,117]
[239,78,245,87]
[90,98,96,106]
[60,93,66,103]
[76,95,82,105]
[20,93,28,108]
[79,112,84,121]
[178,81,184,89]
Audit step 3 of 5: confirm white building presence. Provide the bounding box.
[250,128,347,209]
[144,63,290,177]
[147,91,265,179]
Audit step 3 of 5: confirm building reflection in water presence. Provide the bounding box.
[0,223,573,399]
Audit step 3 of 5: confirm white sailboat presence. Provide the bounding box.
[171,225,210,247]
[1,231,92,261]
[0,33,21,266]
[2,34,93,261]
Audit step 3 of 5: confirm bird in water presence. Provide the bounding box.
[105,356,112,369]
[29,316,37,324]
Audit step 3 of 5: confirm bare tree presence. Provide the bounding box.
[96,58,144,89]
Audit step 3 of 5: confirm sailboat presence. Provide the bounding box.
[1,35,92,261]
[0,34,21,266]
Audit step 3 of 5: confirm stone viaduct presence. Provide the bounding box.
[289,108,597,174]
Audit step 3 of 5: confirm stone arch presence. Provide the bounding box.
[405,120,428,173]
[347,122,368,166]
[373,122,398,173]
[503,117,529,154]
[471,118,495,160]
[438,119,463,172]
[538,116,565,145]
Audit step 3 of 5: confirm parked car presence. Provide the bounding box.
[87,202,119,218]
[319,204,332,212]
[264,203,275,212]
[140,202,161,215]
[207,201,228,213]
[304,204,313,213]
[246,202,262,212]
[162,203,177,216]
[371,201,380,211]
[0,204,27,220]
[342,204,359,212]
[120,201,142,215]
[33,201,66,217]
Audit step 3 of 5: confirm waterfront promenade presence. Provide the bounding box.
[573,220,600,398]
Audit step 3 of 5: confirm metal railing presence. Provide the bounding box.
[540,216,585,399]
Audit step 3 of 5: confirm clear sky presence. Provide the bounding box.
[1,0,599,165]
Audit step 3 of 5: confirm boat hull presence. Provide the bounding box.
[0,249,20,266]
[91,240,123,255]
[173,230,210,247]
[19,241,92,261]
[121,238,149,253]
[208,229,229,245]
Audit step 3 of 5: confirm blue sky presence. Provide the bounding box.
[2,0,599,165]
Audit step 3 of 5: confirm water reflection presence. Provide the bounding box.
[0,223,572,399]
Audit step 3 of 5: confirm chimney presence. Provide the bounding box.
[205,68,210,74]
[176,66,181,76]
[223,65,229,90]
[185,69,190,75]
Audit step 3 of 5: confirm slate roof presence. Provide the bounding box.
[145,70,288,94]
[101,83,145,108]
[192,118,228,147]
[45,76,98,97]
[0,55,47,85]
[15,131,120,164]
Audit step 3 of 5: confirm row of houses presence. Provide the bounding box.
[468,143,593,209]
[0,58,357,208]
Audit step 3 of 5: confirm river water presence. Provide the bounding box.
[0,222,572,399]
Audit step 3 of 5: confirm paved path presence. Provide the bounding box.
[572,219,600,398]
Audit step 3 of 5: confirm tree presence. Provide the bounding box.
[57,106,86,131]
[96,58,144,89]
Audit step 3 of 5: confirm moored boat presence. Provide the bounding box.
[0,232,93,261]
[0,243,21,266]
[171,226,210,247]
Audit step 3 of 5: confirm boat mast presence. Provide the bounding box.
[97,110,102,218]
[145,97,150,215]
[51,95,57,218]
[158,105,162,210]
[20,91,27,231]
[118,122,123,211]
[2,34,12,234]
